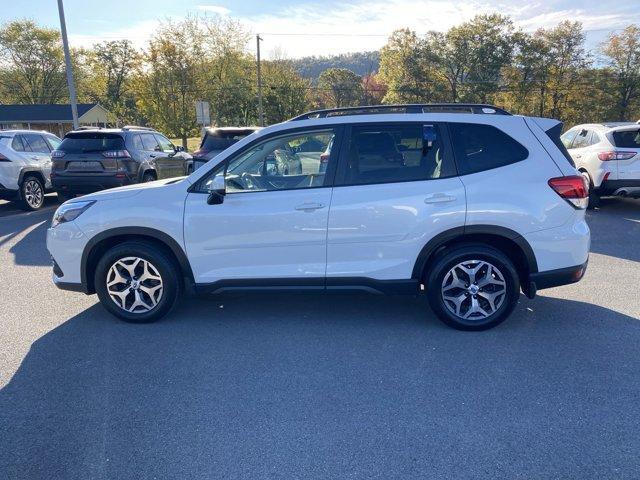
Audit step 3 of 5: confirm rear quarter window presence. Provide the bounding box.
[59,133,125,153]
[449,123,529,175]
[612,129,640,148]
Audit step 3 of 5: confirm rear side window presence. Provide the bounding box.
[571,130,591,149]
[449,123,528,175]
[59,133,125,153]
[547,123,575,167]
[612,129,640,148]
[342,123,455,185]
[24,134,51,153]
[11,135,31,152]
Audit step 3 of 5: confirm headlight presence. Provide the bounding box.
[51,200,95,228]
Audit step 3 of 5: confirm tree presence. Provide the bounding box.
[362,74,387,105]
[81,40,141,124]
[378,29,439,103]
[601,25,640,120]
[317,68,363,108]
[427,14,514,102]
[136,17,202,147]
[261,60,310,123]
[0,20,67,104]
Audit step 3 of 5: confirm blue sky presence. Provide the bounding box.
[3,0,639,58]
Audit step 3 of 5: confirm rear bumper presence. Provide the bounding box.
[52,174,133,194]
[598,179,640,193]
[529,260,588,291]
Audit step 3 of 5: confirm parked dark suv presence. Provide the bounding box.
[189,127,260,172]
[51,126,190,200]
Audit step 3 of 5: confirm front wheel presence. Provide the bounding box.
[94,241,181,323]
[425,244,520,331]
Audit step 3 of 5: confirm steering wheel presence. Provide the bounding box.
[240,172,255,190]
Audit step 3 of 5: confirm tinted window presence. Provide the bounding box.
[11,135,31,152]
[571,130,590,149]
[199,129,336,193]
[59,133,125,153]
[141,133,160,151]
[154,134,175,153]
[612,129,640,148]
[343,123,454,185]
[201,130,254,152]
[449,123,528,175]
[24,134,51,153]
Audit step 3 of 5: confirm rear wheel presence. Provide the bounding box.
[94,241,181,323]
[425,244,520,331]
[142,171,156,183]
[20,175,45,211]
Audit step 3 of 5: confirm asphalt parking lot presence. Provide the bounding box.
[1,195,639,479]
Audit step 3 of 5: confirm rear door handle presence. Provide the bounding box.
[424,193,456,204]
[295,202,325,211]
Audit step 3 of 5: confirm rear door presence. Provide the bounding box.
[153,133,185,178]
[611,127,640,180]
[23,133,53,187]
[326,122,465,281]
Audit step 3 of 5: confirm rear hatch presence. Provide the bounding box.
[610,127,640,180]
[192,129,256,166]
[52,132,126,175]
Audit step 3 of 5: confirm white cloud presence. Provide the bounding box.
[197,5,231,15]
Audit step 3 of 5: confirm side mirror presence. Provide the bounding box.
[175,145,185,152]
[207,173,226,205]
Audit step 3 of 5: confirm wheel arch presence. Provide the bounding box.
[81,227,194,294]
[18,168,46,187]
[412,225,538,286]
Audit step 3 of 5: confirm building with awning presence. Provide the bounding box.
[0,103,113,137]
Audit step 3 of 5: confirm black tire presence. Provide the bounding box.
[57,191,75,203]
[425,244,520,331]
[142,171,156,183]
[94,241,181,323]
[19,175,45,211]
[581,171,600,209]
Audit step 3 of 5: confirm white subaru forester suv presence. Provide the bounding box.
[47,104,590,331]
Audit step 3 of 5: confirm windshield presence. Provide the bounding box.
[59,133,125,153]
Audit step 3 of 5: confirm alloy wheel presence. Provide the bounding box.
[24,179,43,209]
[106,256,163,313]
[441,260,507,320]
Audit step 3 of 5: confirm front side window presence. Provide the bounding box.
[154,134,175,153]
[449,123,528,175]
[140,133,160,152]
[200,129,337,193]
[45,135,62,150]
[342,123,454,185]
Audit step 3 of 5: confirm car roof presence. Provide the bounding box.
[0,129,55,136]
[569,122,638,132]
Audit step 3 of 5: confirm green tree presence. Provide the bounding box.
[601,25,640,120]
[261,60,310,123]
[81,40,141,124]
[317,68,363,108]
[0,20,66,104]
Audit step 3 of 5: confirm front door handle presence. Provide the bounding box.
[424,193,456,204]
[295,202,325,211]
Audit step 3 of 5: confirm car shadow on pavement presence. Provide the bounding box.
[1,293,639,479]
[0,205,53,267]
[587,197,640,263]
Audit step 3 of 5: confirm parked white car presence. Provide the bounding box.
[47,104,590,330]
[0,130,61,210]
[561,122,640,207]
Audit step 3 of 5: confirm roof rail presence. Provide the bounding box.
[121,125,155,131]
[290,103,511,121]
[75,126,101,130]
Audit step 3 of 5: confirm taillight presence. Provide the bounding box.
[102,150,131,158]
[51,150,65,158]
[548,175,589,209]
[597,151,636,161]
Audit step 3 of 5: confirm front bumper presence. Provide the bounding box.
[52,173,133,194]
[47,221,89,292]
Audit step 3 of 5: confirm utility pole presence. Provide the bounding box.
[57,0,79,130]
[256,34,264,127]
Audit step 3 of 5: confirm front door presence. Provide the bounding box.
[327,122,466,281]
[184,127,342,284]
